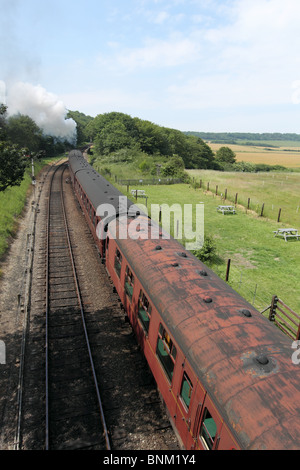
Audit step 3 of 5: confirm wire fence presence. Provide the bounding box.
[213,261,300,340]
[213,262,272,316]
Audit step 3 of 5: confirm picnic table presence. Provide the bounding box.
[273,228,300,242]
[217,205,236,215]
[131,189,147,198]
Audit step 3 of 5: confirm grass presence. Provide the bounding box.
[0,156,63,266]
[187,169,300,227]
[114,180,300,319]
[91,148,300,318]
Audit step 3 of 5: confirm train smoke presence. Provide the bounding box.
[4,81,77,144]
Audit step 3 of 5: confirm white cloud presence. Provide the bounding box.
[114,34,201,70]
[60,88,160,117]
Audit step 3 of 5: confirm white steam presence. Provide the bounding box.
[4,81,77,144]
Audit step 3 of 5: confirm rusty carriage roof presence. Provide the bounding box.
[69,150,141,216]
[112,214,300,450]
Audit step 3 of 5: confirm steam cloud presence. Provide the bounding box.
[3,81,77,144]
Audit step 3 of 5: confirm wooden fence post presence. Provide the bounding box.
[269,295,277,321]
[277,208,281,222]
[225,259,231,282]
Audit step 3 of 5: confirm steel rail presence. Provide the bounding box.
[59,165,111,451]
[45,163,111,450]
[45,163,61,450]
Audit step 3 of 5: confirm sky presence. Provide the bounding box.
[1,0,300,135]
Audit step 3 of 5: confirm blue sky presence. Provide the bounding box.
[1,0,300,133]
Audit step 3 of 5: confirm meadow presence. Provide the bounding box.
[0,156,63,269]
[187,169,300,227]
[93,142,300,322]
[120,181,300,320]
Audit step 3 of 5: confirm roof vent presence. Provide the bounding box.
[155,245,162,250]
[179,252,187,258]
[255,355,269,366]
[240,309,252,317]
[203,297,212,303]
[171,262,179,267]
[198,269,208,277]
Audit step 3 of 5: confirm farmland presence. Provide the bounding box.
[208,142,300,168]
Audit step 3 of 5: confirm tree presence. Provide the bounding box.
[67,110,93,145]
[215,146,236,164]
[184,136,216,169]
[94,120,135,154]
[0,142,28,191]
[6,114,42,152]
[0,104,7,141]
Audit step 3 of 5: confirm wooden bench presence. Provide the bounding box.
[131,189,147,198]
[217,205,236,215]
[273,228,300,242]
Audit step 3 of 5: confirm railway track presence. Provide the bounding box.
[44,163,110,450]
[12,161,180,451]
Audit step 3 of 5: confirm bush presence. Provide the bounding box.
[191,235,217,262]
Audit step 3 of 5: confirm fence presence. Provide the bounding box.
[215,261,271,312]
[118,177,183,186]
[269,296,300,340]
[221,260,300,340]
[190,175,300,226]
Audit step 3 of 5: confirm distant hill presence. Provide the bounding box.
[184,132,300,145]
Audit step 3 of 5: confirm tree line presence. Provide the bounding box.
[185,131,300,143]
[84,112,220,177]
[81,112,286,177]
[0,104,72,192]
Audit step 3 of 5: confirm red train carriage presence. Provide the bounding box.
[68,150,300,450]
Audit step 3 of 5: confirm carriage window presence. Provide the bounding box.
[156,324,177,382]
[180,373,193,410]
[200,408,217,450]
[125,266,134,301]
[138,291,152,333]
[114,249,122,278]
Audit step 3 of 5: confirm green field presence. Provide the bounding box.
[92,145,300,323]
[0,157,63,269]
[116,180,300,320]
[188,169,300,227]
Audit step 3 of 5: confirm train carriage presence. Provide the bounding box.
[68,150,300,450]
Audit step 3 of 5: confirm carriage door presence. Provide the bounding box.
[196,395,223,450]
[175,364,199,449]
